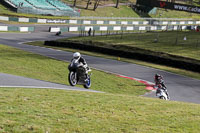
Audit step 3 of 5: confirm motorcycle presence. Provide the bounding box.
[68,60,92,89]
[155,86,170,100]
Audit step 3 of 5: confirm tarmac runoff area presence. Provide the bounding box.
[0,73,102,93]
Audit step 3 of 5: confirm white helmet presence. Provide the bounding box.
[73,52,81,60]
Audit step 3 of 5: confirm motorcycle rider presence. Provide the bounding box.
[156,84,170,99]
[154,74,166,88]
[70,52,90,76]
[155,74,169,99]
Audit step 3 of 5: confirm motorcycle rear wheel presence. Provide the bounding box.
[68,71,77,86]
[160,96,166,100]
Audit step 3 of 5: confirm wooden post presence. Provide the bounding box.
[121,30,123,39]
[93,30,95,37]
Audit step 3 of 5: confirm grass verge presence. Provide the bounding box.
[0,87,199,132]
[64,31,200,61]
[80,5,140,17]
[0,43,200,132]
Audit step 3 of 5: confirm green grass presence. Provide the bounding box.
[81,5,140,17]
[0,43,200,132]
[0,44,147,95]
[0,88,199,132]
[65,31,200,61]
[149,8,200,19]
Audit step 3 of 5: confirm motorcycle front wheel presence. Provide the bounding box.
[68,71,77,86]
[84,77,91,89]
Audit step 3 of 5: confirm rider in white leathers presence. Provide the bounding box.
[71,52,90,75]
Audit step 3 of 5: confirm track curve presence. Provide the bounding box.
[0,32,199,104]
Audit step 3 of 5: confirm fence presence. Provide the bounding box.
[1,15,199,25]
[49,25,198,32]
[70,16,194,20]
[0,26,34,32]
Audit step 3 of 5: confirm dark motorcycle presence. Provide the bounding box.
[68,61,91,89]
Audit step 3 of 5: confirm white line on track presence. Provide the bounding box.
[0,86,103,93]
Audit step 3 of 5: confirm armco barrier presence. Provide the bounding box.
[0,26,35,32]
[44,41,200,73]
[0,15,200,25]
[49,25,192,32]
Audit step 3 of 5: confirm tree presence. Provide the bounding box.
[86,0,91,9]
[73,0,77,7]
[116,0,119,8]
[93,0,101,11]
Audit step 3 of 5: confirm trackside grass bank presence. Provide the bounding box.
[63,31,200,61]
[0,88,200,132]
[0,45,200,132]
[0,44,146,95]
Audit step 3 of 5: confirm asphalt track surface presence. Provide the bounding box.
[0,73,101,93]
[0,32,200,104]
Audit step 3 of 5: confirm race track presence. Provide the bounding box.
[0,32,199,104]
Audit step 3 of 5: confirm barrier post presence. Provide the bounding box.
[106,30,109,37]
[175,28,179,45]
[121,30,123,39]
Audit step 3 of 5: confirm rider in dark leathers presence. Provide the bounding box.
[155,74,166,87]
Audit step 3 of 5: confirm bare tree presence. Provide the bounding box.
[86,0,91,9]
[93,0,101,11]
[73,0,77,7]
[116,0,119,8]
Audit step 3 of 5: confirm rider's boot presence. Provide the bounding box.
[166,91,170,99]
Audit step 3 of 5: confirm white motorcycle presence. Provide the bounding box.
[68,60,91,89]
[155,86,170,100]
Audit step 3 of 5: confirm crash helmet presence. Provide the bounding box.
[73,52,81,60]
[155,74,161,79]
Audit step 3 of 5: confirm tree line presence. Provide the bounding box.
[73,0,121,11]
